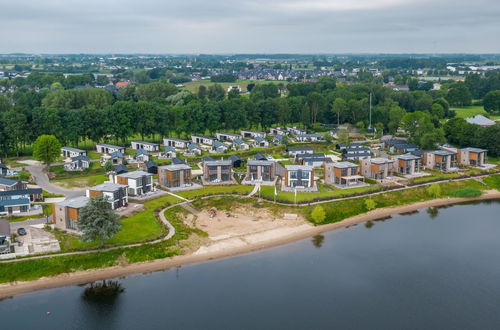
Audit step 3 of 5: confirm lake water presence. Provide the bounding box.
[1,200,500,330]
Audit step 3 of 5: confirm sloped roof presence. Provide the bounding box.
[465,115,496,126]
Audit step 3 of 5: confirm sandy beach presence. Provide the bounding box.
[1,190,499,299]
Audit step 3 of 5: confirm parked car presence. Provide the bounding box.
[17,228,27,236]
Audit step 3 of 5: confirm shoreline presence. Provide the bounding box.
[1,190,499,299]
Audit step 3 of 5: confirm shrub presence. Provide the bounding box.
[365,198,376,211]
[310,205,326,224]
[427,183,441,198]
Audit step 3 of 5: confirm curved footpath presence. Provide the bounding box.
[1,190,499,299]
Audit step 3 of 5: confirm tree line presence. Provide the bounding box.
[0,75,498,157]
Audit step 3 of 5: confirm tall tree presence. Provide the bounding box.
[78,196,121,247]
[32,135,61,167]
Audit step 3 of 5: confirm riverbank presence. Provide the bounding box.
[1,190,499,299]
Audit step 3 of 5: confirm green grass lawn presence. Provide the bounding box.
[452,105,500,120]
[181,79,283,93]
[52,174,107,189]
[260,183,382,203]
[53,195,181,252]
[176,185,254,199]
[87,151,101,160]
[1,214,46,223]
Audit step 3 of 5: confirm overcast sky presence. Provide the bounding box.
[2,0,500,54]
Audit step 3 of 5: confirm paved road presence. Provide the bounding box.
[10,217,49,230]
[26,165,85,198]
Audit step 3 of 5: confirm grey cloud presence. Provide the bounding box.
[0,0,499,53]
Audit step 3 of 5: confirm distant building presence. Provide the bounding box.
[96,144,125,155]
[295,134,322,142]
[191,135,217,146]
[465,115,496,127]
[130,141,160,152]
[61,147,86,159]
[64,155,91,171]
[287,147,314,157]
[215,132,242,142]
[241,130,266,139]
[233,138,250,150]
[163,138,190,149]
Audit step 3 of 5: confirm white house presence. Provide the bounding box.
[287,126,307,136]
[241,130,267,139]
[130,141,160,152]
[253,137,269,148]
[96,144,125,155]
[212,141,229,153]
[233,138,250,150]
[191,135,217,146]
[295,134,322,142]
[287,147,314,157]
[215,132,242,142]
[61,147,86,159]
[113,170,154,197]
[163,138,190,149]
[185,144,202,156]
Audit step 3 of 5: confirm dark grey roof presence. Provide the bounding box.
[72,155,90,162]
[202,156,215,162]
[172,157,186,165]
[296,153,325,159]
[229,155,242,161]
[254,153,267,160]
[288,147,313,152]
[0,188,42,197]
[145,161,157,168]
[114,164,128,174]
[0,177,17,186]
[0,198,30,207]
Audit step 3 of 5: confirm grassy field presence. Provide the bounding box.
[175,185,254,200]
[260,183,382,203]
[52,174,107,189]
[452,105,500,120]
[181,80,283,93]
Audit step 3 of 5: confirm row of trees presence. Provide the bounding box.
[0,76,497,156]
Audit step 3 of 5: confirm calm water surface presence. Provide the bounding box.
[1,200,500,330]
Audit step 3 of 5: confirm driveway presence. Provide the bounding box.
[25,165,85,198]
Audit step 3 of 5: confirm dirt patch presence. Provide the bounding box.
[182,206,309,241]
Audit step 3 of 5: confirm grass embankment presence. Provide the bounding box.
[0,204,205,284]
[260,183,382,203]
[304,179,493,224]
